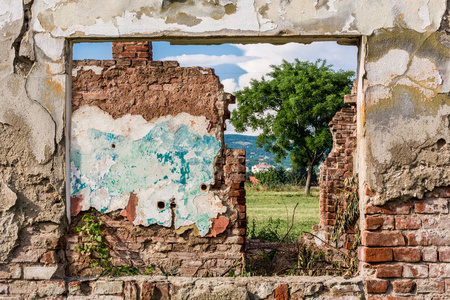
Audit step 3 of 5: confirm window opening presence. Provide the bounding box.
[69,40,358,277]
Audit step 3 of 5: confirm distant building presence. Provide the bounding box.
[252,162,273,173]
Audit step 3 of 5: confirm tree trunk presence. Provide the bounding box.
[304,164,313,195]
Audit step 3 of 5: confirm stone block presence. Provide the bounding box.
[23,266,59,280]
[94,281,123,295]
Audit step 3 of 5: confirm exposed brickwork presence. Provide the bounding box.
[317,82,357,249]
[68,42,245,277]
[361,186,450,298]
[112,41,153,66]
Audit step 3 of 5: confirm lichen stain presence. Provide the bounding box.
[37,12,56,32]
[43,77,64,114]
[315,0,330,11]
[224,3,236,15]
[165,12,202,26]
[0,65,8,71]
[258,4,269,18]
[366,29,449,64]
[206,216,229,237]
[70,31,86,36]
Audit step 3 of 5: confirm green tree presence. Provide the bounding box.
[231,59,354,194]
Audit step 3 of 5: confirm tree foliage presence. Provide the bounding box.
[231,59,354,193]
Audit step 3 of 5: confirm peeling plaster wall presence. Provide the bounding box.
[0,0,449,298]
[361,29,450,205]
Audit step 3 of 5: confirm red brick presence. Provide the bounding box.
[439,247,450,262]
[365,202,411,215]
[422,247,438,262]
[140,282,155,300]
[363,232,405,246]
[407,232,430,246]
[124,45,149,51]
[274,283,289,300]
[425,187,450,198]
[415,199,448,214]
[236,205,246,213]
[419,215,439,228]
[402,264,428,278]
[359,247,393,262]
[392,280,414,293]
[376,265,403,278]
[395,216,421,230]
[429,263,450,277]
[124,282,138,300]
[393,248,421,262]
[117,51,136,58]
[416,279,444,294]
[366,216,394,230]
[366,279,389,293]
[40,251,57,264]
[229,190,245,197]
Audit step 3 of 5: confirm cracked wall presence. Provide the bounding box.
[0,0,449,298]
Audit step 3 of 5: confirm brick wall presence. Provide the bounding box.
[68,42,246,277]
[112,41,153,66]
[360,186,450,298]
[317,82,357,249]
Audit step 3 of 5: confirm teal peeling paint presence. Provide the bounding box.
[71,114,222,236]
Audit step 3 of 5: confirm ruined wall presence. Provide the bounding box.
[66,42,245,277]
[318,83,357,250]
[0,0,449,299]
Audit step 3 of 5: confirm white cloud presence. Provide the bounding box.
[233,42,357,90]
[221,78,237,93]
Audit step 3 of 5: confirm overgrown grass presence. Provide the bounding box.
[246,185,320,242]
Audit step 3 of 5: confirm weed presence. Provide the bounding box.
[329,174,360,275]
[75,214,111,270]
[160,266,179,277]
[144,267,156,275]
[75,213,151,277]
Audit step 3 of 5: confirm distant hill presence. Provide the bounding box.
[224,134,291,170]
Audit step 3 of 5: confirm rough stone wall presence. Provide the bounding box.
[67,42,245,277]
[318,83,357,250]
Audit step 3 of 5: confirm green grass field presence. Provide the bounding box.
[246,186,320,242]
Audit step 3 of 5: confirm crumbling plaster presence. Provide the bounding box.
[360,28,450,205]
[0,0,449,273]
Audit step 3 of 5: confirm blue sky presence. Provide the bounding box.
[73,41,357,134]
